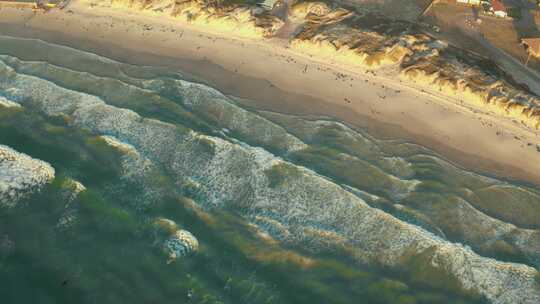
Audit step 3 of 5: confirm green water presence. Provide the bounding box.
[0,35,539,304]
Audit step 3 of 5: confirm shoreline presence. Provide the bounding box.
[1,3,540,187]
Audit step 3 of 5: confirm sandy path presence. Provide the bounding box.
[1,1,540,186]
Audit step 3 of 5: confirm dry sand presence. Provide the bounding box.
[1,1,540,186]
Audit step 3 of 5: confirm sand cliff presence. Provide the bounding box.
[287,1,540,130]
[289,2,411,68]
[80,0,540,129]
[401,50,540,130]
[85,0,284,38]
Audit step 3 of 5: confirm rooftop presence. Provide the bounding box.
[491,0,506,11]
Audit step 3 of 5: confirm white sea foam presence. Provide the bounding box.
[153,217,199,262]
[0,54,306,155]
[142,78,308,153]
[0,145,55,208]
[0,35,121,66]
[56,179,86,230]
[0,95,21,108]
[1,59,539,303]
[163,229,199,262]
[100,135,165,207]
[381,156,415,178]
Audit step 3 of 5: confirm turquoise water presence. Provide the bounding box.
[0,35,539,304]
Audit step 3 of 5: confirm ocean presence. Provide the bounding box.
[0,35,539,304]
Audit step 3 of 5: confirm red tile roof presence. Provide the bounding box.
[492,0,506,12]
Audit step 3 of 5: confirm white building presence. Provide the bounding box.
[491,0,508,18]
[456,0,482,5]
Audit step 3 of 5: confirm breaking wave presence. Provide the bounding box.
[0,144,55,207]
[1,48,540,303]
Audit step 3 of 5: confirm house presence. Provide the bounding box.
[491,0,507,18]
[456,0,482,5]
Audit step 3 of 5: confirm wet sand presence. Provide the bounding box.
[1,2,540,186]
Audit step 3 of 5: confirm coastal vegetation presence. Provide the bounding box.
[81,0,540,130]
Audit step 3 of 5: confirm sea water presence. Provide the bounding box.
[0,35,539,304]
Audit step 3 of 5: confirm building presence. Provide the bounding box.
[456,0,482,5]
[491,0,507,18]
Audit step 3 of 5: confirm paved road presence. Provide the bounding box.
[475,31,540,95]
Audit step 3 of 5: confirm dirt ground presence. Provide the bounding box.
[422,1,540,83]
[342,0,432,21]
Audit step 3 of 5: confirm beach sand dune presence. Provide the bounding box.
[1,0,540,187]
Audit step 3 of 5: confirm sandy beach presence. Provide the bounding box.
[1,1,540,186]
